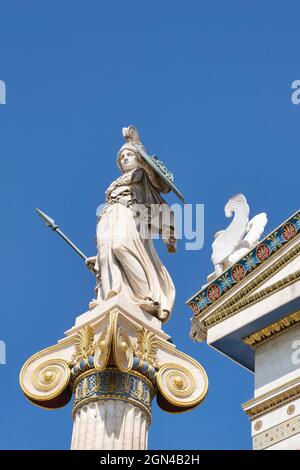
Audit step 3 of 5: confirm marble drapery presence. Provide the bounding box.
[93,160,176,321]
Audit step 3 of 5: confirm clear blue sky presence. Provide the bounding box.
[0,1,299,450]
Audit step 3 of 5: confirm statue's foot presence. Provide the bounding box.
[139,297,157,313]
[89,299,99,310]
[157,309,170,322]
[105,290,118,300]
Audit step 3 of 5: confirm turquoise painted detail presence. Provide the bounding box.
[188,210,300,315]
[71,354,156,383]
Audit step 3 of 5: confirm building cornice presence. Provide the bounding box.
[242,311,300,349]
[242,377,300,419]
[187,210,300,317]
[204,268,300,328]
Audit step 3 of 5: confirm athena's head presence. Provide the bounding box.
[116,144,142,173]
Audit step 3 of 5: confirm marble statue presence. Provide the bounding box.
[86,126,178,322]
[206,194,268,283]
[21,125,209,451]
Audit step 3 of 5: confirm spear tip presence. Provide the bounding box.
[35,208,57,229]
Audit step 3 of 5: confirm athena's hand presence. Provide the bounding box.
[167,236,177,253]
[85,256,98,272]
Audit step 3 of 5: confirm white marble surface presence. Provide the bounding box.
[251,397,300,436]
[71,400,149,450]
[64,294,169,340]
[255,324,300,396]
[207,280,300,345]
[207,194,267,283]
[267,433,300,450]
[252,255,300,295]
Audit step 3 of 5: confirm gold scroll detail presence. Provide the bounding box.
[20,358,71,407]
[113,326,133,372]
[72,312,134,373]
[94,327,111,371]
[156,363,208,411]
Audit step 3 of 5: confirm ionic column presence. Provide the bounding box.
[20,300,208,451]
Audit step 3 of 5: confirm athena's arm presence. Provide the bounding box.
[148,202,177,253]
[137,158,170,194]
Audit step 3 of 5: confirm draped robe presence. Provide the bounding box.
[94,163,176,319]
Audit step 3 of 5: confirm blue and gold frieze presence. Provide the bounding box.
[187,210,300,316]
[72,368,154,419]
[70,355,157,382]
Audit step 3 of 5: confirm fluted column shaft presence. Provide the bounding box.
[71,400,149,450]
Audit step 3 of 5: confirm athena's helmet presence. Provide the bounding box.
[116,125,184,201]
[116,126,146,171]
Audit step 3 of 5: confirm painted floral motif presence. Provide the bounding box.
[188,210,300,315]
[207,284,221,302]
[244,253,256,271]
[220,273,232,291]
[268,232,282,251]
[282,223,297,241]
[256,244,270,262]
[231,264,246,282]
[294,214,300,230]
[195,293,208,310]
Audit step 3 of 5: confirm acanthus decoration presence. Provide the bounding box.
[69,321,157,384]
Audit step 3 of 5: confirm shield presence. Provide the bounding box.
[132,143,186,203]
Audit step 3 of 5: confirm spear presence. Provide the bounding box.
[35,208,91,267]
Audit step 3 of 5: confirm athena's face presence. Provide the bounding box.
[119,149,140,172]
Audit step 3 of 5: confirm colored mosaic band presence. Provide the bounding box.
[72,368,155,420]
[187,210,300,316]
